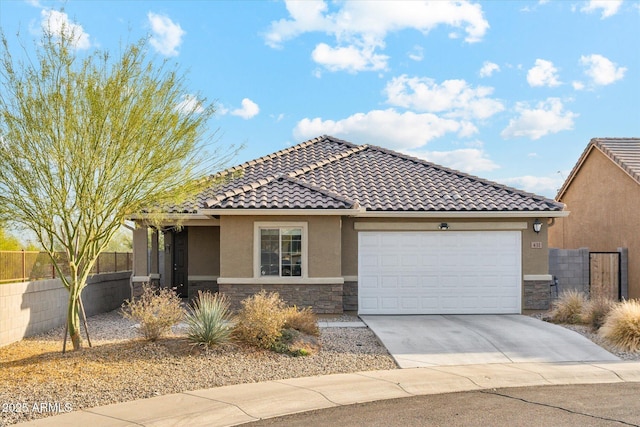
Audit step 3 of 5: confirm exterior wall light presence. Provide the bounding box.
[533,219,542,233]
[439,222,450,230]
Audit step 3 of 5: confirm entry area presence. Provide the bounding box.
[361,315,620,368]
[358,231,522,315]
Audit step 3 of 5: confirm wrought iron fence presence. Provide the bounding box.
[0,251,132,283]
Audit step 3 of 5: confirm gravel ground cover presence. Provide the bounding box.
[0,310,395,426]
[1,310,638,426]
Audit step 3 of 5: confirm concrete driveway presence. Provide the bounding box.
[360,315,619,368]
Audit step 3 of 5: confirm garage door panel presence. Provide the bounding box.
[358,231,522,315]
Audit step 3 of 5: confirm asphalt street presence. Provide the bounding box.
[244,382,640,427]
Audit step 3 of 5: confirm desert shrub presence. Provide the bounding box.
[233,290,287,349]
[549,289,587,324]
[271,328,320,357]
[122,285,183,341]
[283,306,320,337]
[184,291,232,348]
[582,297,617,330]
[599,299,640,352]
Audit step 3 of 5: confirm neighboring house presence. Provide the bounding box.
[131,135,566,314]
[549,137,640,300]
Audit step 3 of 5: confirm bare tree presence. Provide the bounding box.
[0,24,232,350]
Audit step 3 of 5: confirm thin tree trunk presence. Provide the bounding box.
[67,290,82,351]
[79,296,92,348]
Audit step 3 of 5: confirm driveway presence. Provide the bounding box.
[360,315,619,368]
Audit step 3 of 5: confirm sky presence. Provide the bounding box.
[1,0,639,199]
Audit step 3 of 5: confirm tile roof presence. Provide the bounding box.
[175,135,563,213]
[557,138,640,200]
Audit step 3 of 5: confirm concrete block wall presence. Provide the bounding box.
[549,248,590,295]
[0,271,131,347]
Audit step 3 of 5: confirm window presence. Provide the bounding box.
[255,223,307,278]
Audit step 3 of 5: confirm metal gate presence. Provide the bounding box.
[589,252,620,300]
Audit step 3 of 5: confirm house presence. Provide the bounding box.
[130,135,566,314]
[549,138,640,300]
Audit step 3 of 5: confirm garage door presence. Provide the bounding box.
[358,231,521,314]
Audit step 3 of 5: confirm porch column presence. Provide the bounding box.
[132,224,149,298]
[150,228,161,286]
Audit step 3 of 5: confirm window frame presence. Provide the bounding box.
[253,222,308,279]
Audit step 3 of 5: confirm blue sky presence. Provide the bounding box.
[1,0,638,198]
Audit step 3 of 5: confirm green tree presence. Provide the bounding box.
[0,24,232,350]
[0,225,22,250]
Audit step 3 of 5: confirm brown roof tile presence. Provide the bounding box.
[175,135,563,213]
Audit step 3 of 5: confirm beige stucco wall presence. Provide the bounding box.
[342,217,551,278]
[549,148,640,298]
[132,226,148,276]
[187,226,220,276]
[219,215,341,278]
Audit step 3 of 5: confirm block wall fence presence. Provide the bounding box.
[0,272,131,347]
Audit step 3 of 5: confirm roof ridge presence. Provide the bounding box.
[214,135,355,177]
[285,144,368,180]
[205,177,278,207]
[363,144,561,207]
[284,176,356,208]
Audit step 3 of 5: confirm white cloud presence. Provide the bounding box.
[572,81,586,90]
[408,148,500,173]
[527,59,561,87]
[500,175,563,197]
[265,0,489,72]
[384,75,504,120]
[479,61,500,78]
[580,0,623,18]
[40,10,91,50]
[175,94,204,114]
[293,109,475,151]
[311,43,388,73]
[408,45,424,62]
[148,12,185,57]
[501,98,578,140]
[231,98,260,119]
[579,54,626,86]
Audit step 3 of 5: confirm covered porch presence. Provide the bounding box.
[131,218,221,299]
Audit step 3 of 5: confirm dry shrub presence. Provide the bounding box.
[284,306,320,337]
[549,289,587,324]
[122,285,183,341]
[599,299,640,352]
[582,297,617,330]
[233,290,286,349]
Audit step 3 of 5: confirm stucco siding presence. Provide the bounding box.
[188,226,220,276]
[550,148,640,298]
[219,215,341,279]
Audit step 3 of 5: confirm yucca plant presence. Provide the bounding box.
[599,299,640,352]
[184,291,232,348]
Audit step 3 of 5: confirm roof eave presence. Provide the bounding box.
[198,208,365,216]
[198,208,569,218]
[353,210,570,218]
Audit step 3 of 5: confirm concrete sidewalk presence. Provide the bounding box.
[18,361,640,427]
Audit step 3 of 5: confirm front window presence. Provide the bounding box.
[257,224,305,278]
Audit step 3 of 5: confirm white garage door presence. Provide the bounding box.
[358,231,522,315]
